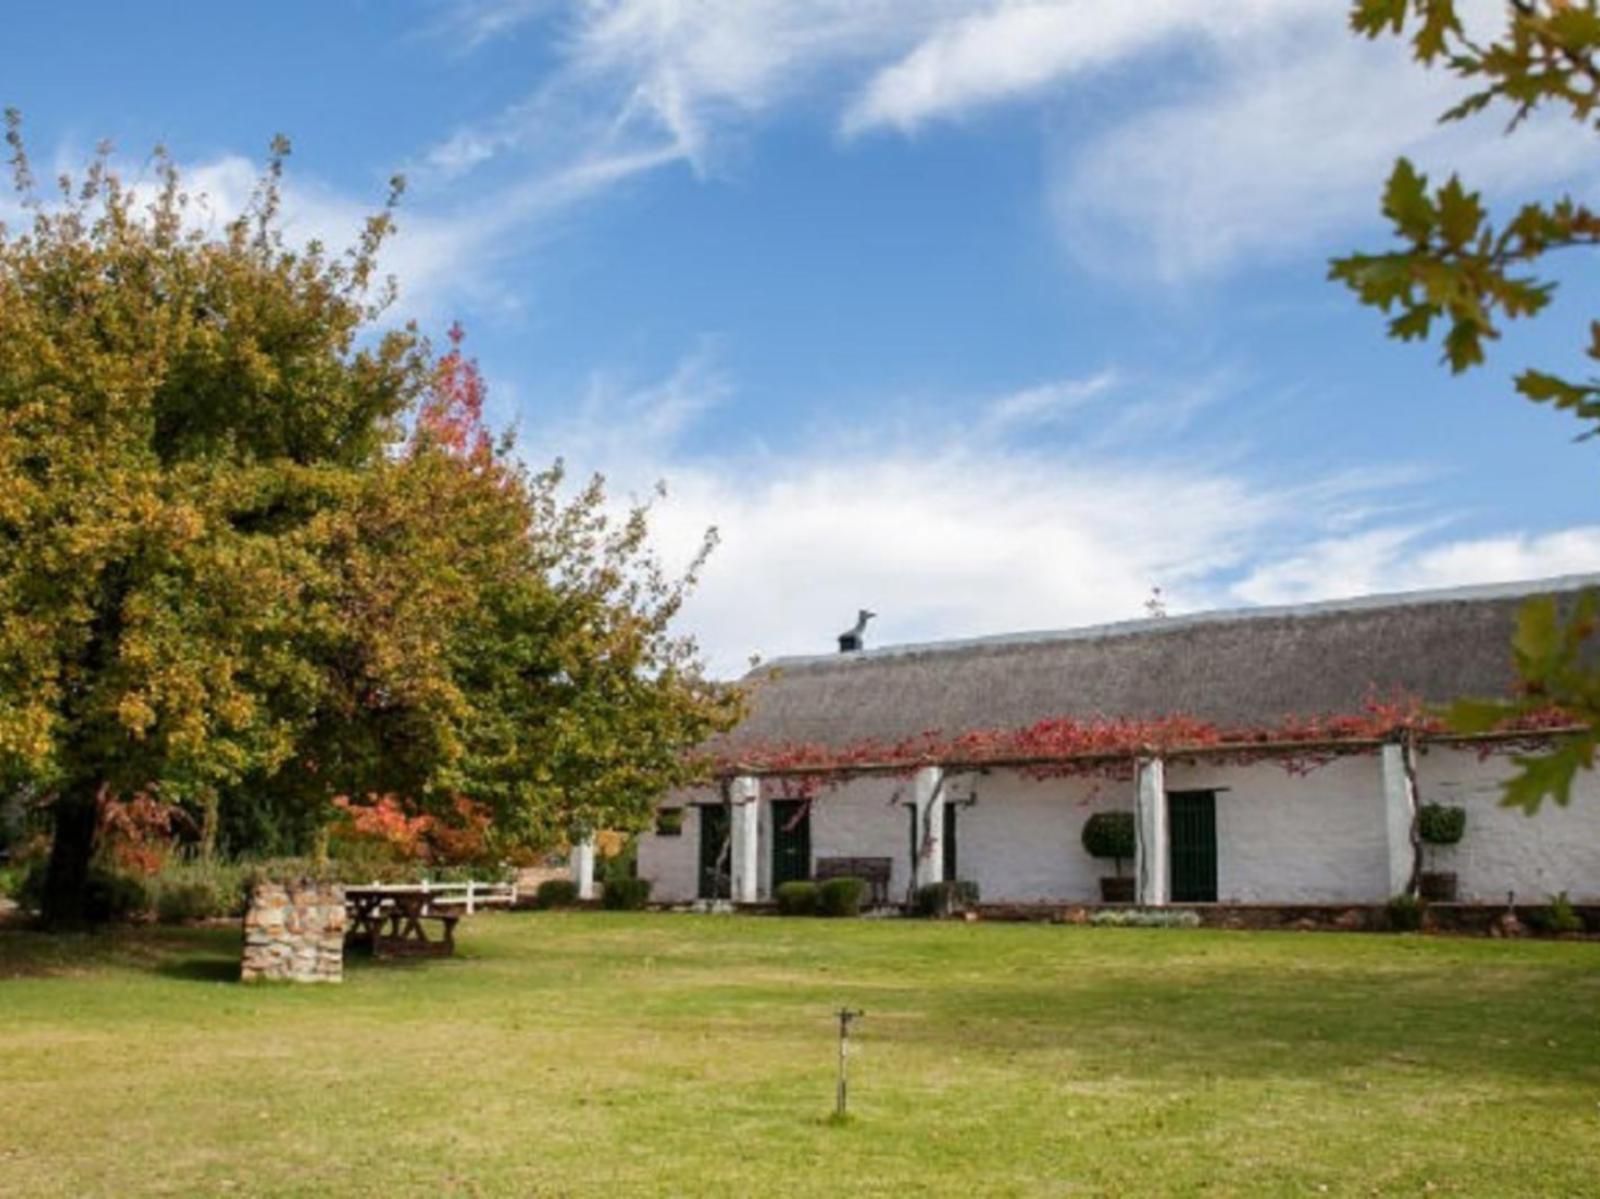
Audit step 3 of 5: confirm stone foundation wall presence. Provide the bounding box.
[241,880,346,983]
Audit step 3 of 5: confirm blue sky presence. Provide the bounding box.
[7,1,1599,674]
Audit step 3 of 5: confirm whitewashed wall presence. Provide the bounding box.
[1416,746,1600,903]
[955,772,1128,903]
[635,786,714,903]
[638,747,1600,905]
[795,777,913,900]
[1166,755,1389,903]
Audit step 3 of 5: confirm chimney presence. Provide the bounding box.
[838,609,876,654]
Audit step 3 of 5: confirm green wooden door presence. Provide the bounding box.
[942,801,958,881]
[698,803,731,900]
[1168,790,1218,902]
[770,799,811,888]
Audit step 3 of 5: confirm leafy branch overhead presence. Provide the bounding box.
[1332,2,1600,810]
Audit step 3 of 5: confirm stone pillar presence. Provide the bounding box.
[572,834,597,902]
[1380,742,1417,898]
[1134,756,1168,906]
[730,776,761,903]
[912,766,946,891]
[241,880,345,983]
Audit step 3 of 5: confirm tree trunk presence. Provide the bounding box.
[41,784,99,928]
[198,786,219,862]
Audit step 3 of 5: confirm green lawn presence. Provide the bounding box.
[3,915,1597,1197]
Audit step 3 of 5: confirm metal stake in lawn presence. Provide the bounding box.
[835,1008,863,1118]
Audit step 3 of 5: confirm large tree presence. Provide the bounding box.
[0,116,739,923]
[1330,1,1600,811]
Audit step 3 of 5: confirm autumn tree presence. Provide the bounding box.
[0,115,739,924]
[1330,1,1600,810]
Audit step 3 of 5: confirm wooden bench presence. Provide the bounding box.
[814,857,894,908]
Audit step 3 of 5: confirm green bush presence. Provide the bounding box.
[5,860,150,922]
[14,860,46,913]
[1386,894,1425,932]
[816,877,866,918]
[1418,803,1466,846]
[1081,812,1136,872]
[913,880,980,918]
[597,837,639,888]
[535,879,580,909]
[601,877,652,911]
[84,868,152,924]
[156,880,227,924]
[1532,891,1584,934]
[775,880,818,916]
[155,859,250,919]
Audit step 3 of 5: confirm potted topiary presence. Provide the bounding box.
[1417,802,1466,901]
[1082,811,1136,903]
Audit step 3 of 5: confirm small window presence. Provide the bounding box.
[654,807,685,837]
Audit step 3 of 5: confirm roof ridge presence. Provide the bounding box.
[749,572,1600,677]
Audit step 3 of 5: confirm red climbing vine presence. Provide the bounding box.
[708,694,1579,800]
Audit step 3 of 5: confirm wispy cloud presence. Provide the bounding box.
[1052,6,1596,283]
[428,2,1595,292]
[840,0,1320,136]
[980,368,1119,434]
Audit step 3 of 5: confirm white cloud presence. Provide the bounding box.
[981,368,1119,433]
[1052,4,1595,282]
[525,348,1600,678]
[402,1,1600,297]
[841,0,1320,136]
[1234,526,1600,609]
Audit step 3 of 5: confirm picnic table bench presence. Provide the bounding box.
[814,857,894,908]
[345,882,516,958]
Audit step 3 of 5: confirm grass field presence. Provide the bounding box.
[3,914,1598,1197]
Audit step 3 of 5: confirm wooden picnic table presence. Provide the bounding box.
[343,882,514,957]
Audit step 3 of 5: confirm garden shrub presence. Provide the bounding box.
[156,880,227,924]
[601,877,652,911]
[1386,894,1425,932]
[1417,803,1466,845]
[535,879,580,909]
[14,860,47,914]
[914,880,980,918]
[83,868,151,923]
[817,877,866,918]
[1532,891,1583,934]
[775,881,818,916]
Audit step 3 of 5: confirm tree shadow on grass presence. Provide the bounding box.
[153,955,240,983]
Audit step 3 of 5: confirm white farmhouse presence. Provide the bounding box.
[636,575,1600,910]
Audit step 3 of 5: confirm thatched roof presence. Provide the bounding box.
[722,575,1600,751]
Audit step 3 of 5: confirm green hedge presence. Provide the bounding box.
[775,881,818,916]
[817,877,866,918]
[1386,894,1425,932]
[913,880,979,918]
[535,879,580,909]
[601,877,652,911]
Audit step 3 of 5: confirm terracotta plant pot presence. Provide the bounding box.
[1099,876,1135,903]
[1418,871,1458,902]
